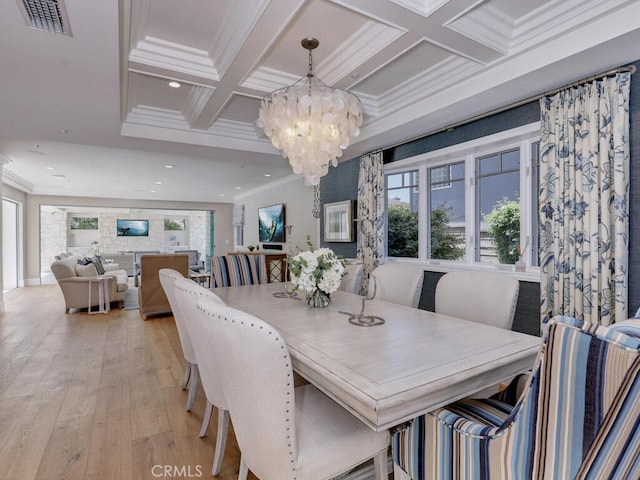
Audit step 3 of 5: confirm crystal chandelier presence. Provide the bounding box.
[257,38,363,185]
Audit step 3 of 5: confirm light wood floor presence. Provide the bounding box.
[0,284,258,480]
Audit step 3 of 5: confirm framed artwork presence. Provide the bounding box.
[324,200,354,242]
[70,217,98,230]
[258,203,285,242]
[117,219,149,236]
[164,218,186,230]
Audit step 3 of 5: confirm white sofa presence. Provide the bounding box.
[50,255,129,312]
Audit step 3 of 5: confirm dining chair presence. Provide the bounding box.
[392,315,640,480]
[370,263,424,308]
[210,254,267,287]
[158,268,198,411]
[195,297,390,480]
[435,270,519,329]
[338,260,364,295]
[173,277,230,476]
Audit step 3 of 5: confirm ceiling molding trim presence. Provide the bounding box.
[316,21,405,86]
[509,0,628,53]
[183,86,215,126]
[2,168,35,193]
[127,0,150,47]
[241,67,302,94]
[125,105,191,130]
[121,120,277,155]
[233,173,302,201]
[129,36,219,81]
[446,4,513,56]
[209,0,270,78]
[207,119,266,141]
[388,0,449,18]
[376,56,480,116]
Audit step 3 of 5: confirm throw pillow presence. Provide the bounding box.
[76,263,99,277]
[77,257,93,266]
[92,255,105,275]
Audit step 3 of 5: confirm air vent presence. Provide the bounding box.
[17,0,72,36]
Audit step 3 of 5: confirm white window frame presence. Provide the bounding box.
[384,122,540,282]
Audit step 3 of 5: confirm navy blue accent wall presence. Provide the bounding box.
[320,59,640,332]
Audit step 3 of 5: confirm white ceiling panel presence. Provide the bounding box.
[1,0,639,202]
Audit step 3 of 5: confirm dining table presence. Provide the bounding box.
[213,282,540,432]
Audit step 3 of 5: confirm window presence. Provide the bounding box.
[385,124,539,272]
[429,162,465,260]
[477,149,520,264]
[386,171,419,258]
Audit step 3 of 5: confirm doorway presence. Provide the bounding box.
[2,198,20,291]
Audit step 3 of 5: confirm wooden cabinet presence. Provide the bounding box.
[230,251,287,283]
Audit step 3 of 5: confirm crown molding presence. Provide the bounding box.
[2,168,35,193]
[316,21,404,86]
[129,36,219,81]
[209,0,270,78]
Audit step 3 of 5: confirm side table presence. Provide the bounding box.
[189,271,212,288]
[88,276,110,314]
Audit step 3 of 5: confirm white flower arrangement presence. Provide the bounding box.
[288,245,346,295]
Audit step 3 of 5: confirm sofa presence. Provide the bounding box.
[138,253,189,319]
[50,255,129,312]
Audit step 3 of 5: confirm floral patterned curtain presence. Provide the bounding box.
[539,73,630,326]
[356,150,385,295]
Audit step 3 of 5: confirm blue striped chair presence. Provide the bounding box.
[210,254,267,287]
[392,316,640,480]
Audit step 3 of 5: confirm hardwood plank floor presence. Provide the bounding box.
[0,285,254,480]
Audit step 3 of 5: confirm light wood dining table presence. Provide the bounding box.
[213,282,540,432]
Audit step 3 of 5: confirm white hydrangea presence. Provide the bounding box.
[289,247,346,294]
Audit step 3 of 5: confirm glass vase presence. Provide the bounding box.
[306,288,331,308]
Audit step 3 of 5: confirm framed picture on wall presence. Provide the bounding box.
[70,217,98,230]
[323,200,354,242]
[258,203,285,242]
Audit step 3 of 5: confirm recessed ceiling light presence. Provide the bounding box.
[44,166,54,170]
[155,181,162,185]
[150,190,156,193]
[235,186,241,189]
[264,173,271,177]
[52,174,66,180]
[168,81,181,88]
[165,165,174,169]
[219,194,225,197]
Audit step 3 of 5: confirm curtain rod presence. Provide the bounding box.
[382,64,637,152]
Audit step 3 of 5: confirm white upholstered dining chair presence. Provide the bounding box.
[338,260,364,294]
[435,270,519,329]
[195,297,390,480]
[173,277,230,476]
[370,263,424,308]
[158,269,199,410]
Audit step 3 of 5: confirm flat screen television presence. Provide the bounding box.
[258,204,285,243]
[117,219,149,237]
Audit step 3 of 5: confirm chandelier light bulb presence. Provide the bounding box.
[257,38,363,185]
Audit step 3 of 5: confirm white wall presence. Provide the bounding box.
[235,176,317,252]
[23,194,233,285]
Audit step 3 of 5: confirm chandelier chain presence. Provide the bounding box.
[313,185,321,218]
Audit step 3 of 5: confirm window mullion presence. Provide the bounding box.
[465,154,476,265]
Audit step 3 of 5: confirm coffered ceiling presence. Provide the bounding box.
[2,0,640,202]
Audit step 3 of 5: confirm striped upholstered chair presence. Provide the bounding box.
[392,316,640,480]
[210,254,267,287]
